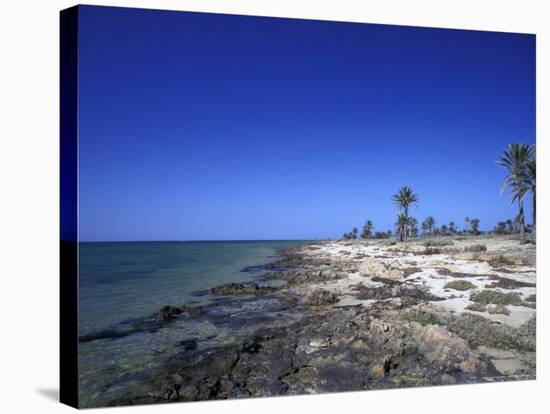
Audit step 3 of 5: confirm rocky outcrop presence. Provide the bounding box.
[111,302,504,406]
[211,282,276,296]
[157,304,203,322]
[90,240,536,408]
[358,259,404,280]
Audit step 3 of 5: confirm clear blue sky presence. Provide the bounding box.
[77,5,535,241]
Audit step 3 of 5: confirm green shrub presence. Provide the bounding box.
[443,280,476,291]
[471,290,523,305]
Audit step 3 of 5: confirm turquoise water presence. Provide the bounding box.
[79,240,306,335]
[77,240,308,406]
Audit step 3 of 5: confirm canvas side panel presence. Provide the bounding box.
[60,5,79,409]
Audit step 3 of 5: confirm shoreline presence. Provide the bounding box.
[82,235,536,407]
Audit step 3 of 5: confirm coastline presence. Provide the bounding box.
[83,235,536,407]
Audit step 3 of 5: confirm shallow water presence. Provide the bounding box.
[78,240,308,407]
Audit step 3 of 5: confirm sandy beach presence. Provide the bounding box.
[105,234,535,406]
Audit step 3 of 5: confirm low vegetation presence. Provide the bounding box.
[470,290,523,306]
[446,313,535,351]
[423,239,454,247]
[403,267,422,277]
[443,280,475,291]
[403,308,535,351]
[417,247,441,255]
[487,255,515,267]
[464,244,487,253]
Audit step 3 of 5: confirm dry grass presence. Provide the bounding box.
[423,239,454,247]
[464,244,487,253]
[487,255,515,267]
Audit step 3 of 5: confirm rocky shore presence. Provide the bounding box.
[107,235,536,406]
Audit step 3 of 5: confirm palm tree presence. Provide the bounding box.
[392,186,419,216]
[361,220,374,239]
[494,221,507,235]
[497,143,534,244]
[449,222,456,235]
[470,218,480,235]
[505,219,514,234]
[517,157,536,241]
[423,216,435,236]
[407,217,418,238]
[395,214,409,242]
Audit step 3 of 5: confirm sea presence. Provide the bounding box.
[77,240,309,407]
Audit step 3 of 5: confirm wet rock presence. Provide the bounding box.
[157,304,202,322]
[211,282,275,296]
[157,305,182,322]
[178,338,198,352]
[241,338,262,354]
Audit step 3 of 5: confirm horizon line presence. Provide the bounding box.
[75,238,326,243]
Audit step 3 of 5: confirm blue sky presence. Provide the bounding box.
[77,6,535,241]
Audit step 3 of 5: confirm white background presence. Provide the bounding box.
[0,0,548,412]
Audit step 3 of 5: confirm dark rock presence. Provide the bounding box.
[486,277,535,289]
[179,305,203,317]
[157,305,182,322]
[242,338,262,354]
[211,282,275,296]
[178,338,198,352]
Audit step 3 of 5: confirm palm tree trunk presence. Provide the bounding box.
[519,200,526,244]
[532,192,536,242]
